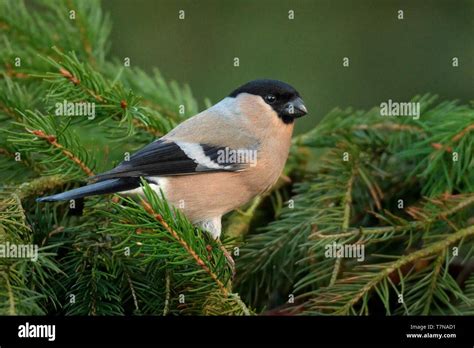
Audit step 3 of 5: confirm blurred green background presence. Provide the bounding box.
[103,0,474,133]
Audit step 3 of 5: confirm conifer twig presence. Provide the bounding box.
[330,163,356,286]
[452,123,474,142]
[58,67,102,102]
[423,250,446,315]
[339,225,474,313]
[27,129,94,177]
[57,66,163,136]
[140,199,229,297]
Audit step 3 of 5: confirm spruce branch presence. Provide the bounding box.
[4,110,95,179]
[421,250,446,315]
[304,225,474,315]
[140,199,229,297]
[28,129,94,177]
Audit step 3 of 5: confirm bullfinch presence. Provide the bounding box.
[37,79,308,239]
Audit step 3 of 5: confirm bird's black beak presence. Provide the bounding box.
[283,97,307,118]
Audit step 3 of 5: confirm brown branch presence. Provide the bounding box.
[141,200,229,297]
[59,67,80,85]
[28,129,94,177]
[59,67,104,102]
[452,123,474,142]
[430,123,474,154]
[4,63,29,79]
[431,142,452,153]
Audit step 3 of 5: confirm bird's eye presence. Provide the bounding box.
[264,94,276,104]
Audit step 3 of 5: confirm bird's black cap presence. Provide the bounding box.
[229,79,307,124]
[229,79,299,99]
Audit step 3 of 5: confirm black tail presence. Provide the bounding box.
[36,178,140,202]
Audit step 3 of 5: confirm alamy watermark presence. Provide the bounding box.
[216,147,258,167]
[55,100,96,120]
[380,99,420,120]
[18,322,55,341]
[0,242,38,262]
[325,241,365,262]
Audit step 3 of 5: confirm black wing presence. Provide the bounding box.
[92,139,249,182]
